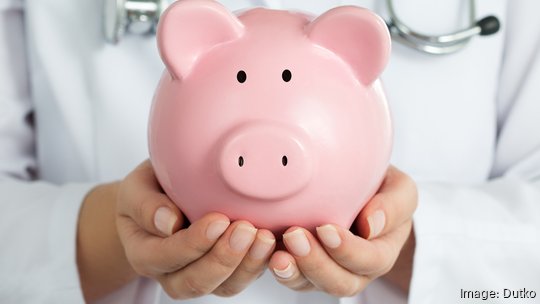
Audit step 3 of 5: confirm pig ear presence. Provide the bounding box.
[306,6,391,85]
[157,0,244,79]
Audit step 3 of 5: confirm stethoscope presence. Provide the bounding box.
[104,0,500,55]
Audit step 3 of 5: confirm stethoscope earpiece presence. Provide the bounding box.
[477,15,500,36]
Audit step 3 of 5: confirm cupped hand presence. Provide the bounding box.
[268,165,417,297]
[116,160,276,299]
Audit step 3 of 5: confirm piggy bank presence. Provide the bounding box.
[148,0,392,234]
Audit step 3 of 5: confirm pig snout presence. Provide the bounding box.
[219,123,313,200]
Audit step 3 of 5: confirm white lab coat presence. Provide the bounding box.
[1,0,539,303]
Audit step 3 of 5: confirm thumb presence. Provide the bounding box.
[354,165,417,240]
[117,160,185,237]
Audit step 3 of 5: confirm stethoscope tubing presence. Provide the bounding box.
[104,0,500,55]
[385,0,499,55]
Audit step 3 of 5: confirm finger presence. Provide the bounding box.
[268,250,315,292]
[316,221,412,277]
[117,160,184,237]
[213,229,276,297]
[160,221,257,300]
[356,165,417,239]
[282,227,366,297]
[118,212,230,276]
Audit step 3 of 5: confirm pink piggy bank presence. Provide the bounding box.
[148,0,392,234]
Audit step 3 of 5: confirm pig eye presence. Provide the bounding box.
[237,70,247,83]
[282,156,288,166]
[282,69,292,82]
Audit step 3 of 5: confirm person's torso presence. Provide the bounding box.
[22,0,507,303]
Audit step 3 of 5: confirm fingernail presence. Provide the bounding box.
[249,233,275,260]
[273,262,294,279]
[206,220,230,240]
[154,207,177,236]
[316,225,341,248]
[230,224,257,252]
[368,210,386,239]
[283,229,310,257]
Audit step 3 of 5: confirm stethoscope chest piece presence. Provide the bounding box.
[104,0,168,44]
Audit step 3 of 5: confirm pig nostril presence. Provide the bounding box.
[238,156,244,167]
[282,156,288,166]
[282,69,292,82]
[237,70,247,83]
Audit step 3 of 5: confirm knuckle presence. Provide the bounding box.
[370,253,397,277]
[130,254,159,278]
[380,261,396,276]
[323,284,344,297]
[209,249,240,270]
[132,196,147,224]
[129,262,145,276]
[290,257,317,275]
[154,239,179,270]
[290,279,313,291]
[333,248,356,266]
[183,232,210,257]
[370,242,397,275]
[213,283,242,298]
[381,252,399,275]
[297,261,319,275]
[161,283,182,300]
[237,260,264,277]
[124,244,154,277]
[411,189,419,210]
[158,277,182,300]
[324,281,360,297]
[130,259,152,277]
[403,175,419,205]
[181,276,213,298]
[118,171,134,191]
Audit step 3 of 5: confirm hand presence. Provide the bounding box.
[267,165,417,297]
[116,160,277,299]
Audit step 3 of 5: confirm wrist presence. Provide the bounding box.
[77,182,138,302]
[382,225,415,295]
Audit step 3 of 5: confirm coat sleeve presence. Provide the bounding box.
[0,3,92,303]
[0,3,159,303]
[409,2,540,303]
